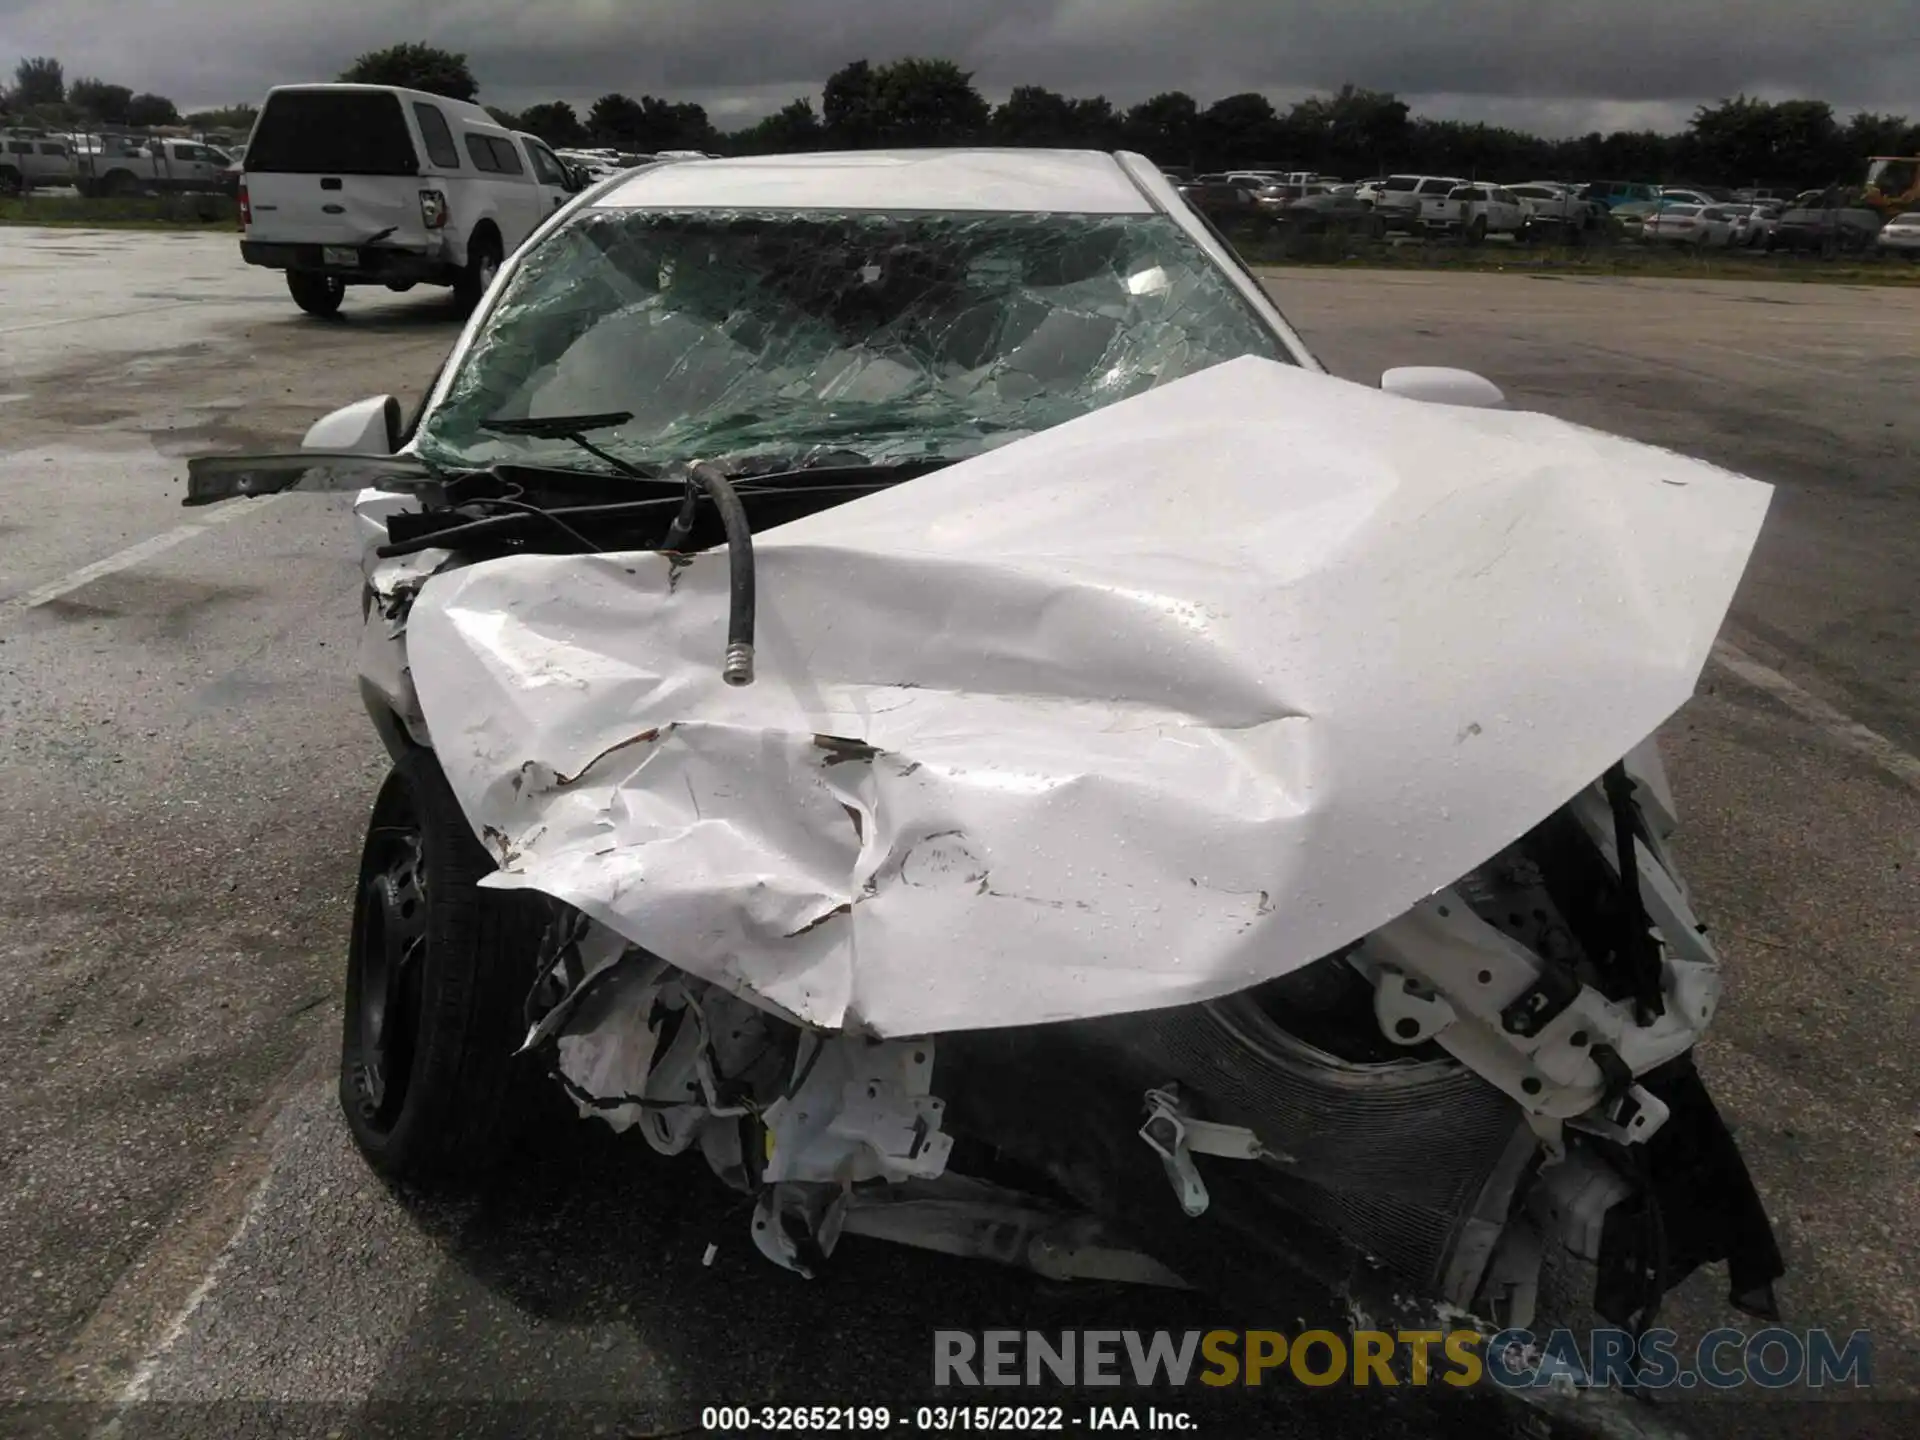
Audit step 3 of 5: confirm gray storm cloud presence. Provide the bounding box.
[2,0,1914,131]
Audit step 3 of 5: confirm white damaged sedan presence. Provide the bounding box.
[190,149,1781,1430]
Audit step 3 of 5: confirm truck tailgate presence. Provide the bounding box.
[244,174,429,249]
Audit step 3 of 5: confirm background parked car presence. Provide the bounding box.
[1177,181,1271,227]
[0,127,78,193]
[1508,182,1597,232]
[1607,195,1693,239]
[1768,205,1884,255]
[1424,182,1529,240]
[1580,179,1662,211]
[1642,203,1738,247]
[1659,187,1718,207]
[1723,202,1782,248]
[1374,174,1466,229]
[1268,189,1384,236]
[1872,209,1920,256]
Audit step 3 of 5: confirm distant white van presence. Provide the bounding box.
[0,128,79,193]
[238,83,584,316]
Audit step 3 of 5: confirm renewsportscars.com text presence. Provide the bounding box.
[933,1327,1873,1391]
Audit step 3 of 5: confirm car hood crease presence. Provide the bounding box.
[403,355,1773,1036]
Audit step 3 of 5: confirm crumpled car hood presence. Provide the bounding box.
[405,355,1772,1037]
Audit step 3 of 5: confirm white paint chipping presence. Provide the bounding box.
[0,495,282,623]
[1711,638,1920,791]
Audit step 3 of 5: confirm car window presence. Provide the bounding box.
[464,133,500,173]
[1384,176,1418,191]
[465,134,525,176]
[413,102,462,169]
[246,88,420,175]
[39,142,67,156]
[488,135,525,177]
[524,140,569,188]
[6,141,28,155]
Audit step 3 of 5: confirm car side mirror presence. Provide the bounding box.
[1379,366,1507,409]
[303,395,403,454]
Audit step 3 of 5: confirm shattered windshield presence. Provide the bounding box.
[416,208,1293,475]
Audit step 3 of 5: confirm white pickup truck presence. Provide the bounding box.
[1373,174,1466,229]
[1508,182,1599,231]
[74,135,234,197]
[1417,183,1529,241]
[1,128,79,194]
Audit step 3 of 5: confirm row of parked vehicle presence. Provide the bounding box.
[1173,167,1920,256]
[1,124,242,197]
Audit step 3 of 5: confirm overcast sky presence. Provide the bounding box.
[3,0,1915,135]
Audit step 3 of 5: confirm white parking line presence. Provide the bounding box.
[103,1167,281,1421]
[1712,639,1920,791]
[0,496,283,623]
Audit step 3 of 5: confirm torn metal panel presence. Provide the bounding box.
[406,355,1772,1037]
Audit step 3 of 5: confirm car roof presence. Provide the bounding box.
[596,148,1158,214]
[262,82,496,126]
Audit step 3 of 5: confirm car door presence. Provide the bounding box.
[169,142,213,190]
[518,136,575,217]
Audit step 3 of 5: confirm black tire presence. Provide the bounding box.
[339,747,551,1184]
[0,166,23,198]
[287,270,345,317]
[454,228,502,309]
[1465,215,1488,245]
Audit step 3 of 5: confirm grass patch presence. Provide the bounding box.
[1230,226,1920,285]
[0,193,238,230]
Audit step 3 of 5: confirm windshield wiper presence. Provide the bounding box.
[478,411,654,479]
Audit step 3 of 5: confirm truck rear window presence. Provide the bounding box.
[246,90,420,176]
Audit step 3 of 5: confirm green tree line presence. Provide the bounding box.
[9,41,1917,192]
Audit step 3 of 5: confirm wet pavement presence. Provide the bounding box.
[0,231,1914,1439]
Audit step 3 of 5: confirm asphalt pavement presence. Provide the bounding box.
[0,232,1914,1440]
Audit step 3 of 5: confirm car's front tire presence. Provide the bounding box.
[339,748,550,1185]
[288,270,346,318]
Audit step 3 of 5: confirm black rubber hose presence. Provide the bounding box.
[661,484,700,552]
[1602,762,1665,1024]
[687,460,756,686]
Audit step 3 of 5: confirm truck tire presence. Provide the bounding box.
[1466,215,1488,244]
[287,270,346,317]
[339,747,551,1184]
[0,166,23,197]
[453,228,502,309]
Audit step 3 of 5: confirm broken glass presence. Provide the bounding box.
[416,209,1294,476]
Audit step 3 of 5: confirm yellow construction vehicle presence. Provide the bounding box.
[1862,156,1920,216]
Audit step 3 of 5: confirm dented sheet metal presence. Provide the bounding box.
[404,355,1772,1037]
